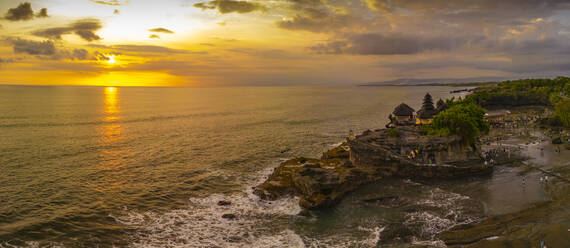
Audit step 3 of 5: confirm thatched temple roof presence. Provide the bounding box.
[393,103,415,116]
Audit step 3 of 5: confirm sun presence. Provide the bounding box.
[107,55,117,65]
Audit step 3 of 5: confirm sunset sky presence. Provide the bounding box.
[0,0,569,86]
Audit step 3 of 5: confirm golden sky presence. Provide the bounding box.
[0,0,569,86]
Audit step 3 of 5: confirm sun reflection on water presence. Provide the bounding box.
[92,86,130,194]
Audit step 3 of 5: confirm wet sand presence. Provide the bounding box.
[440,106,570,247]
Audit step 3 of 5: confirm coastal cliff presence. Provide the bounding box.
[254,126,493,209]
[349,126,493,178]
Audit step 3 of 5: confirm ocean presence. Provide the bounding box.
[0,85,552,247]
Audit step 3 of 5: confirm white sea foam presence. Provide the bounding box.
[329,142,344,147]
[111,192,302,247]
[411,237,447,247]
[403,178,422,186]
[416,187,470,209]
[302,226,384,248]
[404,187,480,245]
[112,158,304,247]
[0,241,65,248]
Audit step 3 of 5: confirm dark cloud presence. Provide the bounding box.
[309,33,481,55]
[149,34,160,39]
[194,0,263,14]
[364,0,570,13]
[5,38,101,61]
[93,51,110,61]
[363,0,570,34]
[9,38,56,55]
[0,57,15,63]
[89,0,130,6]
[275,0,360,33]
[3,2,48,21]
[277,13,354,33]
[383,55,570,74]
[36,8,48,18]
[32,19,103,42]
[49,48,93,61]
[148,28,174,34]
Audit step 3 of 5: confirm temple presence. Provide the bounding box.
[388,93,446,127]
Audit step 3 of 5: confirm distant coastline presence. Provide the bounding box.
[361,81,498,87]
[360,77,508,87]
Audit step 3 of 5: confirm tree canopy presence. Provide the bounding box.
[427,99,489,144]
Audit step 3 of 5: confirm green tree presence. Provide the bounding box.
[431,102,489,144]
[554,98,570,127]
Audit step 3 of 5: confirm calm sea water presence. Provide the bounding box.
[0,86,553,247]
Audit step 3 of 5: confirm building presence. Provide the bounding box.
[392,103,416,125]
[416,93,437,125]
[416,109,437,124]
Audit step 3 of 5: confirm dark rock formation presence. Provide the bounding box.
[349,126,493,178]
[222,213,237,219]
[254,127,494,209]
[253,150,380,209]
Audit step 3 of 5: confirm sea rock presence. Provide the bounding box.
[298,209,311,217]
[362,194,398,203]
[222,213,237,219]
[377,223,414,245]
[254,126,495,210]
[303,163,320,168]
[253,145,378,209]
[320,142,350,160]
[348,126,493,178]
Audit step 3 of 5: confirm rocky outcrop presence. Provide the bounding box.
[349,126,493,178]
[254,127,494,209]
[253,144,383,209]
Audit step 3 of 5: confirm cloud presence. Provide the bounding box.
[9,38,56,55]
[51,48,93,61]
[382,55,570,74]
[0,57,15,63]
[275,0,359,33]
[277,13,355,33]
[149,34,160,39]
[36,8,48,18]
[148,28,174,34]
[93,51,110,61]
[113,9,120,15]
[309,33,480,55]
[89,0,130,6]
[3,2,49,21]
[87,44,207,56]
[5,38,102,61]
[32,19,103,42]
[194,0,263,14]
